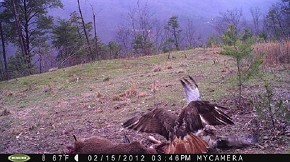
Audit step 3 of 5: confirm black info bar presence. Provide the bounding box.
[1,154,289,162]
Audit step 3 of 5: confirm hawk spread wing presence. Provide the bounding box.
[122,108,178,140]
[123,75,234,154]
[186,101,234,125]
[123,102,234,140]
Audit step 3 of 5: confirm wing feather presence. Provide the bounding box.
[177,105,204,134]
[189,101,234,125]
[180,76,233,125]
[122,108,178,140]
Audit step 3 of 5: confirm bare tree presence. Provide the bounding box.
[214,8,243,35]
[152,20,166,54]
[89,3,100,60]
[116,25,132,57]
[250,7,262,36]
[77,0,94,60]
[183,19,196,49]
[128,0,154,55]
[0,21,8,80]
[34,40,50,73]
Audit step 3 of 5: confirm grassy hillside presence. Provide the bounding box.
[0,48,289,153]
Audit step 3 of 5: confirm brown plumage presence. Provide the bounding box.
[183,101,234,126]
[123,102,233,141]
[123,108,177,140]
[179,76,234,126]
[65,135,157,154]
[166,133,209,154]
[150,133,209,154]
[122,76,234,154]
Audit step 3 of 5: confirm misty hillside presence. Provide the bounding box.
[0,0,289,156]
[0,49,290,154]
[50,0,279,42]
[1,48,289,154]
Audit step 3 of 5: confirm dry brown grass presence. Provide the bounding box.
[96,92,105,104]
[150,80,160,93]
[205,40,290,66]
[137,92,150,98]
[96,92,103,99]
[112,95,124,101]
[254,40,290,65]
[125,81,138,98]
[112,81,147,101]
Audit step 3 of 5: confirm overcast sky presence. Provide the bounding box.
[49,0,279,42]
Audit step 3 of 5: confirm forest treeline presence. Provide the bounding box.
[0,0,289,80]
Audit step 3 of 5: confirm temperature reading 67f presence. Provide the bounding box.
[52,154,70,162]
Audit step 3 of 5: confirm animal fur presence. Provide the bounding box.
[148,129,257,154]
[195,126,257,150]
[66,135,157,154]
[216,135,257,149]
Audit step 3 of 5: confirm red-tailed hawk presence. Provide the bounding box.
[122,76,234,154]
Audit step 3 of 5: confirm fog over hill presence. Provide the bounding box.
[2,0,280,58]
[49,0,279,42]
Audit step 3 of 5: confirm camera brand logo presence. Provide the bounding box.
[8,154,30,162]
